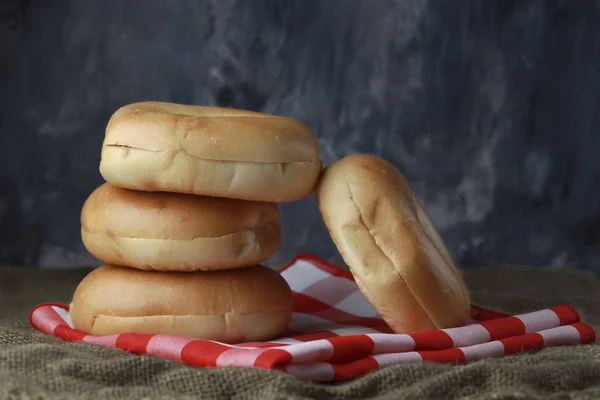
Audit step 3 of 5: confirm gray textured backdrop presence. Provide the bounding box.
[1,0,599,272]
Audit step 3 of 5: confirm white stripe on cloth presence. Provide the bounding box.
[367,333,416,353]
[216,348,267,367]
[460,341,505,361]
[283,339,335,363]
[146,335,194,360]
[302,275,360,308]
[516,309,561,333]
[334,289,380,318]
[82,334,119,347]
[537,325,581,346]
[372,351,423,366]
[52,306,74,328]
[280,260,330,292]
[442,323,491,347]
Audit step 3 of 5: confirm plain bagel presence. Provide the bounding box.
[69,264,293,343]
[315,154,471,334]
[99,102,322,202]
[81,183,281,271]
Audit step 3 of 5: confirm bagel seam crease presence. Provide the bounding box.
[344,176,438,328]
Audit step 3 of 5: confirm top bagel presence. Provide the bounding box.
[99,102,322,202]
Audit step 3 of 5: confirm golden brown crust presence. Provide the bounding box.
[315,154,471,333]
[99,102,322,202]
[80,183,281,271]
[69,264,293,343]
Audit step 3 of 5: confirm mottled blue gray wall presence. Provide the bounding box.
[1,0,599,271]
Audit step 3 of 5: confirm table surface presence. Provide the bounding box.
[1,265,599,400]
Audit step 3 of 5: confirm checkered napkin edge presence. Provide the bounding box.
[30,253,596,382]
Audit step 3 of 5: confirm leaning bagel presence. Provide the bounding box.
[315,154,471,334]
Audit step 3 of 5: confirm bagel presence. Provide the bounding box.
[315,154,471,333]
[69,264,293,343]
[99,102,322,202]
[81,183,281,271]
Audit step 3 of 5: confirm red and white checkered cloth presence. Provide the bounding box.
[30,253,596,381]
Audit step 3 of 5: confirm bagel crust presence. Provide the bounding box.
[315,154,471,333]
[69,264,293,343]
[99,102,322,202]
[81,183,281,271]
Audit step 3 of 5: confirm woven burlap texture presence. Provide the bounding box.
[1,265,599,400]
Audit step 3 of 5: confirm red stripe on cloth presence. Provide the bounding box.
[332,357,379,381]
[499,332,545,355]
[115,333,154,354]
[180,340,230,368]
[479,316,526,341]
[254,349,293,369]
[410,330,454,351]
[292,292,332,312]
[54,325,86,342]
[550,305,580,325]
[419,348,466,364]
[572,322,596,344]
[328,335,375,363]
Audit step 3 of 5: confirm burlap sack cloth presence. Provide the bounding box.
[1,265,599,400]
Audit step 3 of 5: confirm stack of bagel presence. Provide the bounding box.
[70,101,473,343]
[70,102,322,343]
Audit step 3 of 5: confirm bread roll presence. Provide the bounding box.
[69,264,293,343]
[81,183,281,271]
[99,102,322,202]
[315,154,471,333]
